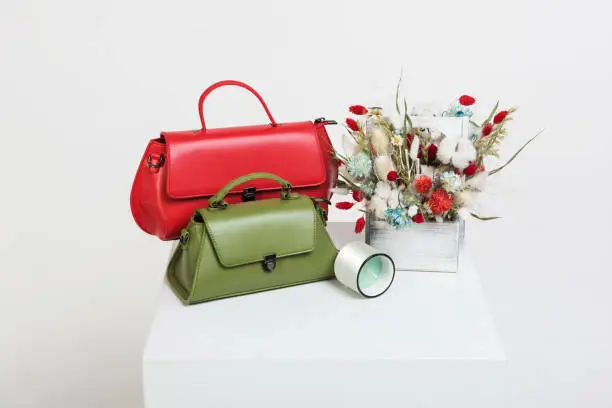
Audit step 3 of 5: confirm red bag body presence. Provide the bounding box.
[130,80,338,240]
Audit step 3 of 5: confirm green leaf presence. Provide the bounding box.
[481,101,499,127]
[403,98,413,131]
[488,130,543,176]
[395,72,403,115]
[470,213,502,221]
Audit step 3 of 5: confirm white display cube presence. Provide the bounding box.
[143,204,507,407]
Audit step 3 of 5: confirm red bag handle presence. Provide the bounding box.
[198,80,278,131]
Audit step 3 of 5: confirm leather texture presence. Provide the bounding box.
[166,173,338,304]
[130,80,339,241]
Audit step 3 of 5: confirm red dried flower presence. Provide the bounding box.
[463,163,478,176]
[355,216,366,233]
[493,110,508,124]
[414,175,432,194]
[346,118,360,131]
[335,201,354,210]
[387,171,398,182]
[349,105,368,115]
[352,190,364,202]
[428,189,454,215]
[482,122,493,137]
[406,133,413,147]
[413,214,425,223]
[459,95,476,106]
[427,144,438,160]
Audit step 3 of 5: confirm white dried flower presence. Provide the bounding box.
[407,205,418,217]
[374,181,392,199]
[368,195,388,220]
[409,135,421,160]
[373,155,396,181]
[370,125,390,154]
[451,138,477,170]
[457,191,475,208]
[437,136,457,164]
[465,171,488,191]
[387,193,400,209]
[390,134,402,146]
[419,165,435,178]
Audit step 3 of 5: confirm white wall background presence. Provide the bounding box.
[1,0,611,407]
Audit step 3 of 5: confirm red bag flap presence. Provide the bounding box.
[162,121,326,199]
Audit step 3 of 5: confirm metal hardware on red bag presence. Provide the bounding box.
[242,187,256,202]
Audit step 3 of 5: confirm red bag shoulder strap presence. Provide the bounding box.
[198,80,278,131]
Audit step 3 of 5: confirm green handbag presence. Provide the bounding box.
[166,172,338,304]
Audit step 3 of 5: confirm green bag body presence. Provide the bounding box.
[166,173,337,305]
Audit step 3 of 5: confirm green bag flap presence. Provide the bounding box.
[199,196,316,268]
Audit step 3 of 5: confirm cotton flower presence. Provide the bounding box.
[374,181,392,199]
[451,138,477,170]
[387,190,400,209]
[374,155,395,181]
[368,195,388,219]
[407,205,419,217]
[370,125,390,154]
[437,137,456,164]
[465,171,488,191]
[457,191,475,208]
[419,165,435,178]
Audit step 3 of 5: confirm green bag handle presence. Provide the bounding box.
[208,172,294,208]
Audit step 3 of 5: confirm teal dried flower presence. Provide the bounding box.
[385,207,411,229]
[347,152,372,179]
[445,103,473,118]
[360,181,376,197]
[440,171,462,192]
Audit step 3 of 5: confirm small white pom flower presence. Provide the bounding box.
[368,195,388,220]
[451,138,477,170]
[407,205,418,217]
[465,171,488,191]
[437,136,457,164]
[374,181,392,199]
[373,155,396,181]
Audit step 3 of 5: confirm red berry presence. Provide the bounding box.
[346,118,360,131]
[349,105,368,115]
[387,171,399,182]
[427,144,438,160]
[464,163,478,176]
[355,216,366,233]
[493,110,508,124]
[413,214,425,223]
[482,122,494,137]
[335,201,354,210]
[459,95,476,106]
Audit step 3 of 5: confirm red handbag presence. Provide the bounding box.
[130,80,339,240]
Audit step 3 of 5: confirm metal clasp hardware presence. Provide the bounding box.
[263,254,276,272]
[242,187,256,202]
[314,117,338,125]
[179,231,190,245]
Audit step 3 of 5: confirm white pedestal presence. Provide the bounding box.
[143,206,507,407]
